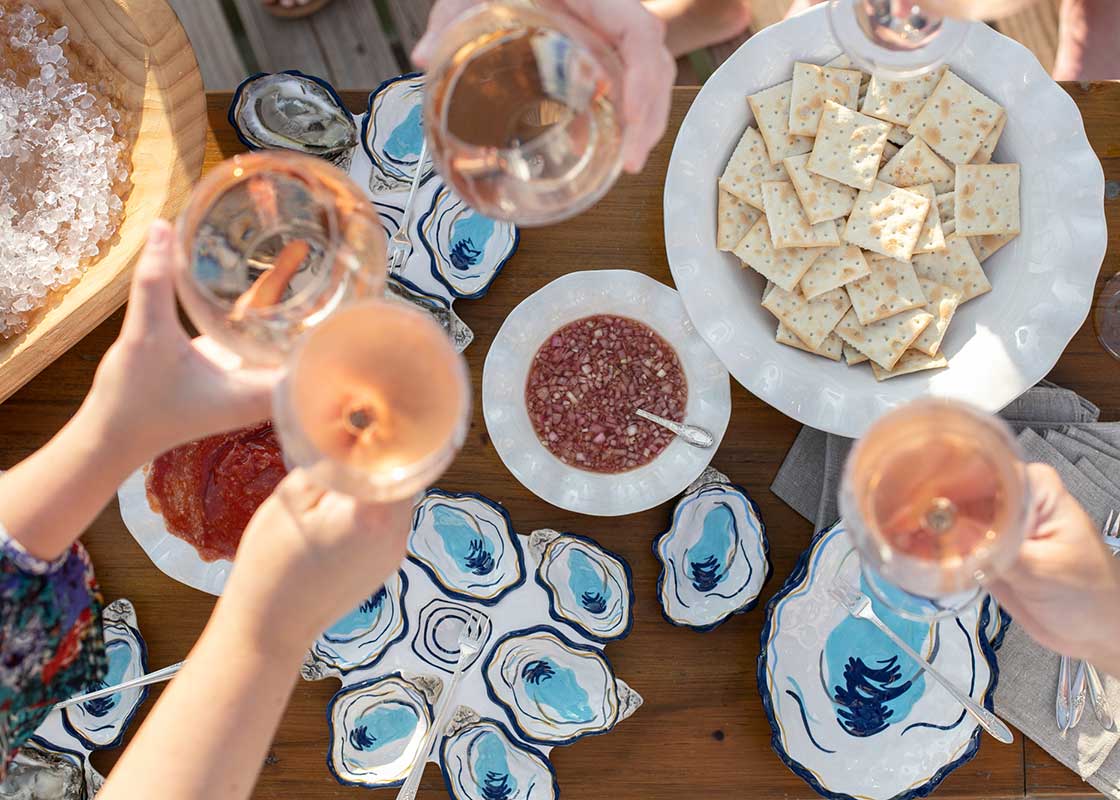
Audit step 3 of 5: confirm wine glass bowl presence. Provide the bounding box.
[423,1,625,226]
[827,0,970,78]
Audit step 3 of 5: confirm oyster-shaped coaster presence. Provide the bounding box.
[304,572,409,680]
[361,72,433,193]
[61,599,149,751]
[483,625,641,746]
[409,489,526,605]
[418,185,519,300]
[758,520,997,800]
[531,530,633,643]
[440,710,558,800]
[230,71,358,170]
[327,672,440,789]
[654,467,771,631]
[412,599,494,675]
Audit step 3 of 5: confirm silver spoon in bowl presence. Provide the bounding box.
[635,408,715,449]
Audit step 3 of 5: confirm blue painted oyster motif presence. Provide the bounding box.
[440,713,558,800]
[409,490,525,604]
[418,185,519,299]
[655,467,770,631]
[483,626,641,746]
[531,530,633,643]
[361,73,433,192]
[229,71,358,170]
[304,572,409,680]
[61,599,148,751]
[327,673,439,789]
[985,596,1011,650]
[412,599,493,675]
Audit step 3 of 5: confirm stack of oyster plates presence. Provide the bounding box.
[229,71,520,352]
[0,600,149,800]
[303,488,641,797]
[758,520,1010,800]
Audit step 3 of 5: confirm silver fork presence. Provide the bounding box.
[396,609,487,800]
[1083,511,1119,731]
[54,661,185,710]
[828,578,1014,744]
[387,138,429,275]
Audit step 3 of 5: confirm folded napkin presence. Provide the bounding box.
[770,383,1120,796]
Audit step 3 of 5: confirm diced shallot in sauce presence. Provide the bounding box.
[524,314,688,474]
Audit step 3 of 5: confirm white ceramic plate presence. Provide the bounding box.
[664,5,1106,438]
[483,270,732,516]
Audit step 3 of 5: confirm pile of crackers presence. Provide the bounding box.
[716,56,1020,380]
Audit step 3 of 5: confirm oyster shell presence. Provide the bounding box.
[385,278,474,352]
[411,599,492,675]
[409,490,525,605]
[418,185,518,299]
[230,71,358,170]
[530,530,633,643]
[0,739,90,800]
[304,571,409,680]
[439,717,558,800]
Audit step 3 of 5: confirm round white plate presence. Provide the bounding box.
[664,5,1106,438]
[482,269,732,516]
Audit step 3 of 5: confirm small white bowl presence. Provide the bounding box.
[482,269,731,517]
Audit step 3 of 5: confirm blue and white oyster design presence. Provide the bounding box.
[440,712,558,800]
[411,599,493,675]
[418,185,519,299]
[409,490,525,605]
[304,572,409,680]
[61,599,148,751]
[758,520,997,800]
[361,73,432,193]
[655,467,770,631]
[327,673,440,789]
[985,596,1011,650]
[531,530,633,643]
[229,71,358,170]
[483,626,641,746]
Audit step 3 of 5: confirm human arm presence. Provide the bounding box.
[98,471,414,800]
[0,220,277,561]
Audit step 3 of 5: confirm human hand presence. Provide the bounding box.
[987,463,1120,672]
[88,220,279,461]
[219,470,415,656]
[411,0,676,173]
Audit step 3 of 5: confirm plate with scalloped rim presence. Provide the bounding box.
[663,4,1106,438]
[304,488,640,795]
[758,520,998,800]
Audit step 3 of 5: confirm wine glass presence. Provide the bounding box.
[838,398,1032,620]
[175,151,387,366]
[272,298,472,502]
[422,0,625,226]
[1094,275,1120,359]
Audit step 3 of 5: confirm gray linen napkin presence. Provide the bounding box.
[770,384,1120,793]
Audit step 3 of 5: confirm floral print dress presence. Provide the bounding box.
[0,528,105,774]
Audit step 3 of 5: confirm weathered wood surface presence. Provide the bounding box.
[166,0,248,90]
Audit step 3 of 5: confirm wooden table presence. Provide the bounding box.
[5,84,1117,799]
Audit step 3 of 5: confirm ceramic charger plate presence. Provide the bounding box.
[663,4,1106,438]
[758,521,998,800]
[483,270,732,516]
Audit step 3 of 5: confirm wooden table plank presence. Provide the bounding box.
[167,0,249,90]
[230,0,334,81]
[383,0,436,55]
[994,0,1061,75]
[308,0,401,89]
[16,83,1113,798]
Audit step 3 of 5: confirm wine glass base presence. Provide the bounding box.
[826,0,970,79]
[1094,273,1120,360]
[861,561,984,622]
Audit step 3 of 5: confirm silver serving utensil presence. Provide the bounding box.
[1086,662,1116,732]
[54,661,185,710]
[387,137,429,274]
[1069,660,1088,730]
[1057,654,1074,731]
[396,610,487,800]
[828,578,1014,745]
[635,409,715,449]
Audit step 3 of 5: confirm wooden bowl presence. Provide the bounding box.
[0,0,205,402]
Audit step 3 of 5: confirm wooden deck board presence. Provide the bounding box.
[230,0,334,82]
[308,0,400,88]
[383,0,436,55]
[167,0,248,90]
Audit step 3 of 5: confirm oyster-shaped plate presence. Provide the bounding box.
[418,184,519,300]
[985,597,1011,651]
[440,712,558,800]
[483,625,642,746]
[230,71,358,171]
[531,530,633,643]
[409,490,526,605]
[304,572,410,680]
[655,467,771,631]
[411,598,494,675]
[758,520,998,800]
[61,599,149,751]
[361,72,433,193]
[327,673,439,789]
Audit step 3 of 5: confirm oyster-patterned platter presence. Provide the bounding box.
[304,488,641,796]
[654,466,771,632]
[229,70,520,352]
[0,600,150,800]
[758,520,999,800]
